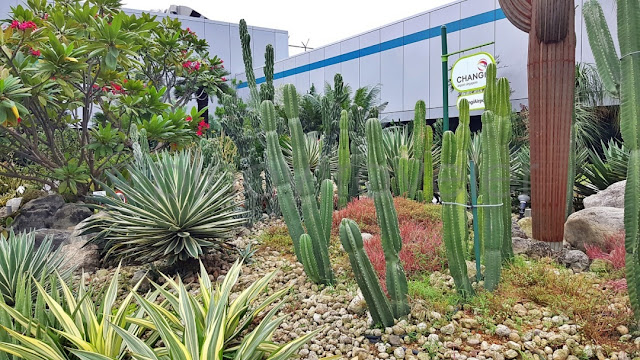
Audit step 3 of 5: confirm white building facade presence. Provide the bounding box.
[235,0,617,121]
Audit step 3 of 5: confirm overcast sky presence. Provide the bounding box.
[123,0,453,55]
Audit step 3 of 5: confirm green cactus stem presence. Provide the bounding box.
[261,100,305,260]
[339,218,395,327]
[584,0,640,320]
[423,125,434,203]
[338,110,351,208]
[440,129,475,298]
[320,178,334,247]
[365,118,410,317]
[480,110,505,291]
[283,84,334,284]
[299,234,321,284]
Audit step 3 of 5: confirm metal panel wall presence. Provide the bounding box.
[235,0,618,121]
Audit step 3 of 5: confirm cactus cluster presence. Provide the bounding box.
[439,102,474,298]
[365,118,410,317]
[484,63,514,264]
[480,63,513,291]
[338,110,351,208]
[583,0,640,319]
[259,44,275,102]
[261,84,334,285]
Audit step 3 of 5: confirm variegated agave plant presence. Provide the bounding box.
[81,150,246,264]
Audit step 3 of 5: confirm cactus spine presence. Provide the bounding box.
[484,63,514,262]
[338,110,351,208]
[339,219,395,327]
[261,100,305,260]
[365,118,410,317]
[440,118,474,298]
[583,0,640,319]
[280,84,334,284]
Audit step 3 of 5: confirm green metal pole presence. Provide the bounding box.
[441,25,449,132]
[470,158,481,281]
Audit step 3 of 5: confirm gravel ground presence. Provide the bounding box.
[86,218,638,360]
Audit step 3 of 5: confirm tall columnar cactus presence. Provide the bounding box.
[480,108,506,291]
[440,128,474,297]
[413,101,427,200]
[423,126,434,202]
[483,63,514,262]
[498,0,575,248]
[455,100,472,257]
[583,0,640,320]
[259,44,275,102]
[339,219,395,327]
[239,19,260,107]
[261,101,305,260]
[338,110,351,208]
[365,118,410,317]
[280,84,334,284]
[397,145,410,197]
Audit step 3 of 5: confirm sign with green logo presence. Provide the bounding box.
[450,52,495,92]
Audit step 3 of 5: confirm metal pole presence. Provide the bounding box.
[469,159,482,281]
[441,25,449,132]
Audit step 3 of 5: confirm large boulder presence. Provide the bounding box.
[11,194,65,232]
[52,203,92,230]
[583,181,625,209]
[564,206,624,252]
[58,218,101,273]
[33,228,73,250]
[559,249,590,272]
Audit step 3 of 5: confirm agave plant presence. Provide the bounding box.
[0,231,71,305]
[576,139,629,197]
[118,261,321,359]
[0,267,156,360]
[81,150,245,264]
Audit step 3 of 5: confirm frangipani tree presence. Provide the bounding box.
[0,0,229,195]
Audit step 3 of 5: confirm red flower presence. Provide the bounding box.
[185,116,193,122]
[92,84,99,89]
[198,120,209,129]
[42,13,49,20]
[123,78,128,83]
[17,117,22,124]
[220,60,224,64]
[18,21,37,31]
[193,62,200,70]
[29,48,41,56]
[221,77,227,81]
[196,129,203,136]
[10,20,19,29]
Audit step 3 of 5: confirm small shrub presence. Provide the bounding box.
[0,231,71,305]
[260,224,293,254]
[585,231,625,269]
[364,221,444,286]
[20,188,47,204]
[408,276,462,314]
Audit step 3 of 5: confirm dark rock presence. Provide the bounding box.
[559,249,590,272]
[33,228,73,250]
[52,203,93,230]
[11,195,65,232]
[512,218,528,239]
[512,237,556,259]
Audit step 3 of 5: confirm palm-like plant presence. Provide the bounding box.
[118,261,321,360]
[81,150,245,264]
[576,139,629,196]
[280,131,337,176]
[0,231,71,305]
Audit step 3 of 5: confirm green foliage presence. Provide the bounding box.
[583,0,639,319]
[365,117,410,317]
[120,261,319,360]
[81,150,245,264]
[339,218,394,327]
[0,0,228,193]
[0,231,71,305]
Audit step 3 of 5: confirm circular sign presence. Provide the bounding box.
[450,52,495,92]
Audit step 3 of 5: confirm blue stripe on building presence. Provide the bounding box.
[238,8,506,89]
